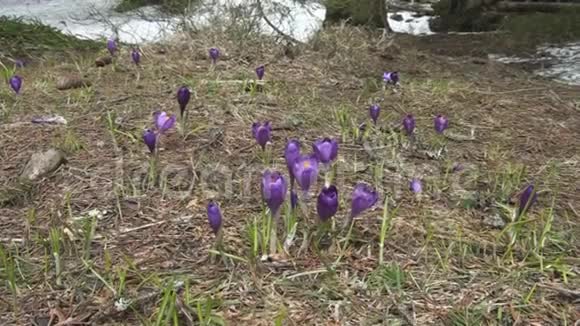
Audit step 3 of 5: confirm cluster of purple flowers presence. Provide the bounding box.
[130,62,538,241]
[142,111,176,154]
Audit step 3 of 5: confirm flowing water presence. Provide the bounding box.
[1,0,578,86]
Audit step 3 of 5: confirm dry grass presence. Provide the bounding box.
[1,24,579,325]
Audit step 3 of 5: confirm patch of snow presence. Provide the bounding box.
[489,42,580,86]
[388,11,434,36]
[0,0,324,44]
[535,42,580,86]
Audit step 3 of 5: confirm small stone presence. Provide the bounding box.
[20,149,66,181]
[95,56,113,67]
[483,213,506,229]
[56,75,91,90]
[31,115,67,125]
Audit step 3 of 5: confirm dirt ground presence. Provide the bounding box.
[1,27,579,325]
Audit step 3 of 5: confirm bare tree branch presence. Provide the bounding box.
[255,0,305,44]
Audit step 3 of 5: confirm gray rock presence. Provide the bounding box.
[483,213,506,229]
[20,149,66,181]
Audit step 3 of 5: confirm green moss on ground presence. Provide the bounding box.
[0,16,101,58]
[114,0,200,14]
[324,0,386,28]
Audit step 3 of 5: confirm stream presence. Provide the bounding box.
[1,0,578,86]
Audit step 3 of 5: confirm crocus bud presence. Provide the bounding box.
[153,111,176,133]
[207,201,223,235]
[107,38,117,56]
[369,104,380,125]
[402,114,415,135]
[284,139,301,185]
[410,178,422,193]
[434,115,449,134]
[255,65,265,80]
[350,183,378,218]
[261,170,287,216]
[517,184,538,218]
[177,86,191,118]
[312,138,338,165]
[9,75,22,94]
[131,48,141,65]
[317,185,339,221]
[252,121,272,150]
[209,47,220,64]
[143,129,157,153]
[293,155,319,193]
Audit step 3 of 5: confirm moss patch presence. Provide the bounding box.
[324,0,386,28]
[114,0,200,14]
[0,16,101,58]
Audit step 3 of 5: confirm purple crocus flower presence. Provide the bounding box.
[410,178,422,193]
[131,48,141,65]
[177,86,191,118]
[369,104,380,125]
[153,111,176,133]
[9,75,22,94]
[209,47,220,64]
[293,155,319,193]
[143,129,157,153]
[350,183,379,218]
[107,38,117,56]
[261,170,287,216]
[312,138,338,165]
[383,71,399,85]
[317,185,339,221]
[255,65,265,80]
[284,139,301,185]
[14,59,25,68]
[402,114,415,135]
[452,163,464,173]
[517,184,538,218]
[434,115,449,134]
[207,201,223,235]
[291,190,299,210]
[252,121,272,150]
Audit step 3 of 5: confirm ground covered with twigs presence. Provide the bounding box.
[1,25,579,325]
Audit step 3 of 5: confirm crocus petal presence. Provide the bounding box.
[154,111,176,133]
[209,48,220,63]
[131,49,141,65]
[252,121,271,149]
[161,114,176,132]
[369,105,380,124]
[410,178,422,193]
[261,170,287,216]
[434,115,449,134]
[143,129,157,153]
[517,184,538,217]
[313,138,338,164]
[177,86,191,115]
[207,201,223,234]
[285,139,301,179]
[317,185,339,221]
[350,183,378,218]
[107,39,117,55]
[383,71,399,85]
[293,155,319,193]
[402,114,415,135]
[9,75,22,94]
[256,65,265,80]
[290,190,298,210]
